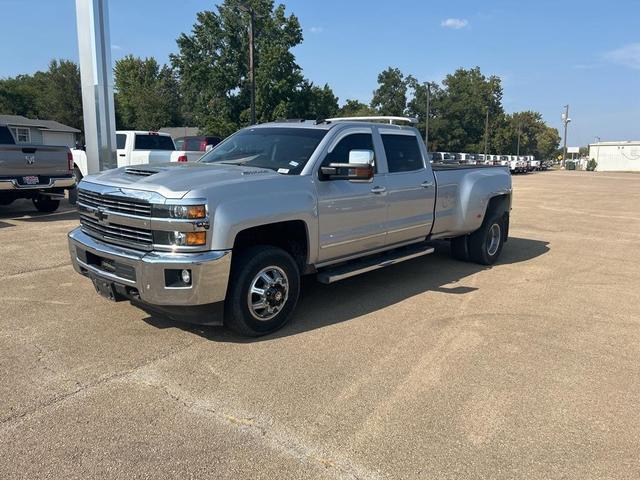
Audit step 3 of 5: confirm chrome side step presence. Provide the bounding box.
[316,244,434,284]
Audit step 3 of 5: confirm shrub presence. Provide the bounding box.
[587,158,597,171]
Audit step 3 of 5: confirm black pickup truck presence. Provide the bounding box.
[0,124,75,212]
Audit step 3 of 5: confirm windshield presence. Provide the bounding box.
[199,127,327,174]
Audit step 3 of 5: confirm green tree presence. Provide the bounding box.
[492,111,560,158]
[536,126,561,160]
[370,67,408,116]
[114,55,181,130]
[0,60,83,134]
[430,67,504,153]
[37,60,83,132]
[171,0,333,136]
[406,80,442,150]
[338,99,377,117]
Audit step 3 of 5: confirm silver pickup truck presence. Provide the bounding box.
[0,125,75,212]
[68,117,512,336]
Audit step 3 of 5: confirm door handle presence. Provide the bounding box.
[370,185,386,194]
[421,181,434,188]
[118,153,126,157]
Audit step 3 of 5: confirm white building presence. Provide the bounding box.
[588,141,640,172]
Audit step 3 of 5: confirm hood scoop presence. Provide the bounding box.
[124,167,161,177]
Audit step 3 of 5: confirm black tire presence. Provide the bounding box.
[32,195,60,213]
[467,211,505,265]
[224,246,300,337]
[450,235,470,262]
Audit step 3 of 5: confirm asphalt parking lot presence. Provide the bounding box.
[1,170,639,479]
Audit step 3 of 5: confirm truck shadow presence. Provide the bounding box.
[0,199,78,222]
[143,236,549,342]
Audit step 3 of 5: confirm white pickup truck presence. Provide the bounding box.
[71,131,206,181]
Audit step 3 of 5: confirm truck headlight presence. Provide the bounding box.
[154,231,207,247]
[153,204,206,219]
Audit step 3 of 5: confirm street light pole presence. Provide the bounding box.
[561,104,570,168]
[595,135,601,164]
[483,107,489,161]
[239,3,256,125]
[248,9,256,125]
[424,82,430,149]
[516,122,521,156]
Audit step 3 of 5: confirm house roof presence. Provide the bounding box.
[0,114,81,133]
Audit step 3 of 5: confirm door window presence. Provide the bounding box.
[322,133,375,170]
[381,134,424,173]
[116,134,126,149]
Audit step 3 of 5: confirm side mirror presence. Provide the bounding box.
[205,144,214,152]
[320,149,375,182]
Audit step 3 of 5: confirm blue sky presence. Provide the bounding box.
[1,0,639,146]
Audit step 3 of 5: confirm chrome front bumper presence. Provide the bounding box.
[0,177,75,191]
[68,227,231,306]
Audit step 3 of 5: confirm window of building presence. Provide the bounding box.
[14,127,30,143]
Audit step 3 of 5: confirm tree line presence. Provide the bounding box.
[0,0,559,159]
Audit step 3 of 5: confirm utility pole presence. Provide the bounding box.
[424,82,430,148]
[561,104,570,168]
[483,107,489,161]
[239,3,256,125]
[516,121,521,156]
[595,136,601,163]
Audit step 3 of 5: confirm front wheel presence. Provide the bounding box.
[32,194,60,213]
[224,246,301,337]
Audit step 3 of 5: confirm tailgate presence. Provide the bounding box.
[0,144,70,177]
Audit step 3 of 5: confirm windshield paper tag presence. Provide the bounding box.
[277,168,290,174]
[289,161,299,167]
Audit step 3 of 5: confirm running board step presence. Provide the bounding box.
[316,244,435,284]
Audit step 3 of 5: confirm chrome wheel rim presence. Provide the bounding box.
[247,266,289,321]
[487,223,501,256]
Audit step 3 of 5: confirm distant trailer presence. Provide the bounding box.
[589,141,640,172]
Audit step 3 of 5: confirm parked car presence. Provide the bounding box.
[509,155,519,174]
[431,152,456,165]
[71,131,208,181]
[0,124,75,212]
[68,117,512,336]
[528,156,540,170]
[175,135,222,152]
[496,155,509,167]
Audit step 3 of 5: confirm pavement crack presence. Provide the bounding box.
[0,262,72,280]
[0,340,199,430]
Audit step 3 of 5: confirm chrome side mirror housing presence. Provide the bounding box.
[320,149,375,182]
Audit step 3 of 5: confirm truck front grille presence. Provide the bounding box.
[77,189,152,217]
[79,213,153,250]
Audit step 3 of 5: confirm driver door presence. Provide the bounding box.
[315,128,388,263]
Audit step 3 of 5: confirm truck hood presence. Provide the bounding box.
[81,162,280,199]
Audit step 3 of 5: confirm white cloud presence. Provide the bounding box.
[309,26,324,34]
[604,43,640,70]
[111,44,122,50]
[441,18,468,30]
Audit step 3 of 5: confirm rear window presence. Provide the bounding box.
[116,134,126,149]
[134,134,175,150]
[184,137,204,151]
[381,134,424,173]
[0,126,15,144]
